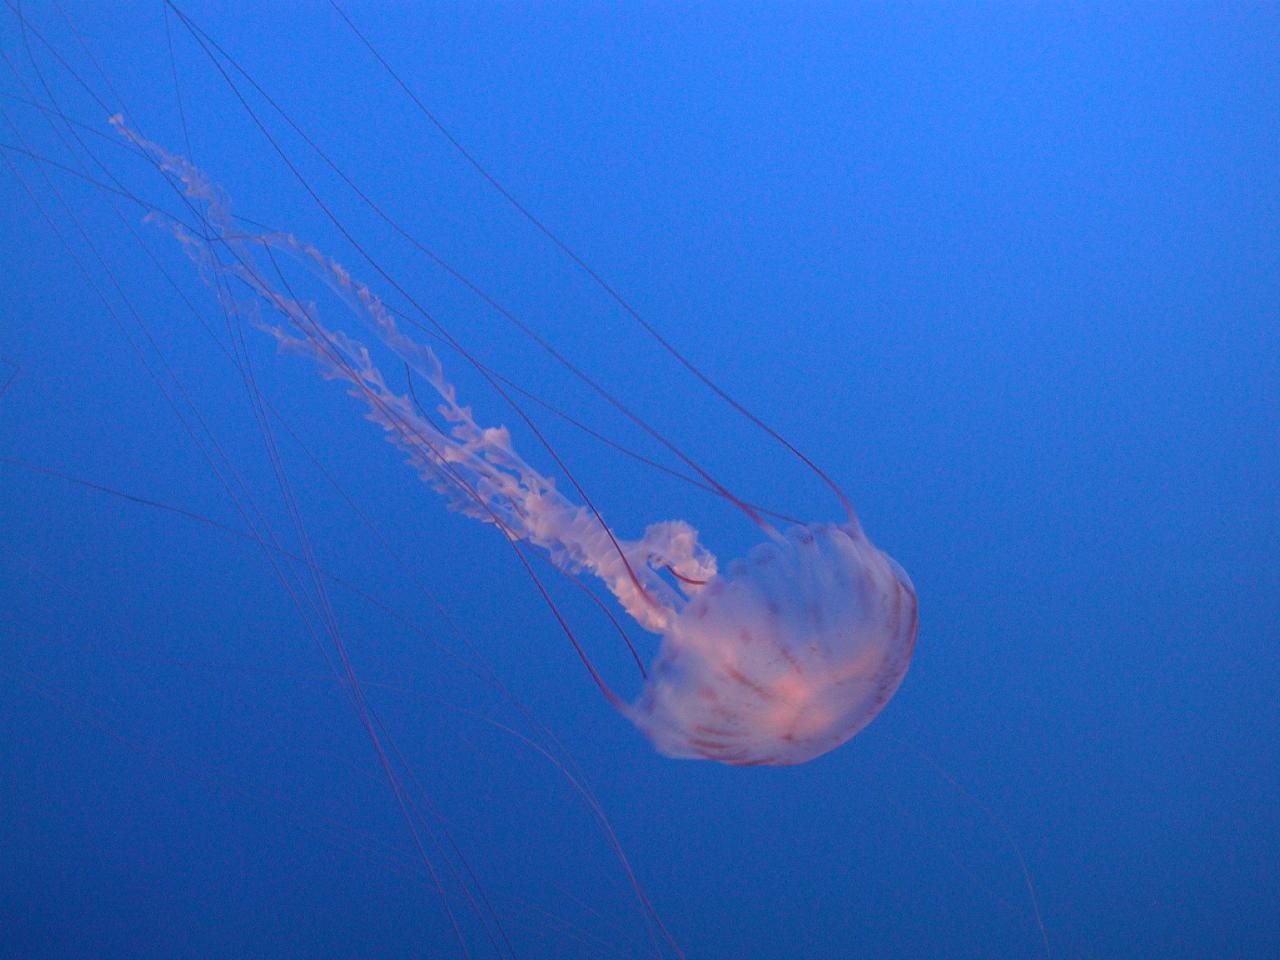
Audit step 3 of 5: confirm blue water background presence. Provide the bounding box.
[2,4,1276,958]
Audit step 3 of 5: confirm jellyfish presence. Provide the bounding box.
[118,119,918,768]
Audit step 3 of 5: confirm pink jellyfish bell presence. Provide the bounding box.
[631,521,917,766]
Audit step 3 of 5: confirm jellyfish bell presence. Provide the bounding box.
[631,521,918,766]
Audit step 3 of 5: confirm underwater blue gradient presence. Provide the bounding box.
[1,3,1276,958]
